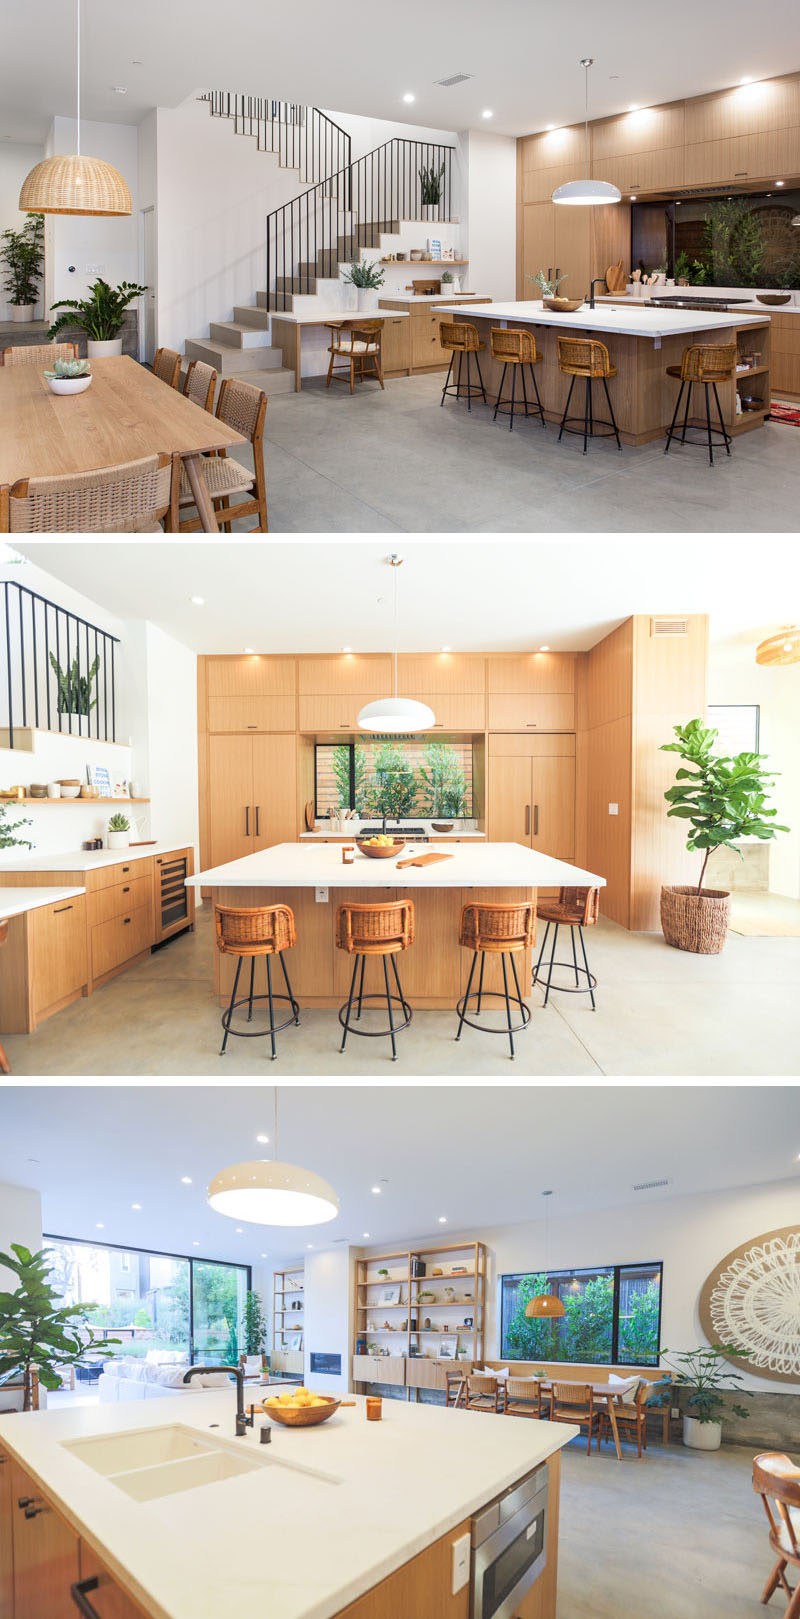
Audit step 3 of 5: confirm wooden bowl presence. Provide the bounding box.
[356,838,406,858]
[262,1395,341,1428]
[756,293,791,306]
[543,297,584,313]
[431,821,454,833]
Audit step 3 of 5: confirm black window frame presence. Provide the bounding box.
[44,1231,252,1364]
[499,1260,663,1367]
[314,740,356,817]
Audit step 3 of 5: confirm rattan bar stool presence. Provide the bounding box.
[456,902,535,1061]
[557,337,621,453]
[215,904,299,1060]
[335,900,414,1062]
[440,321,487,411]
[490,328,546,431]
[664,342,736,466]
[533,887,600,1011]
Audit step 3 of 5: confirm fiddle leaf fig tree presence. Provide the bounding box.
[0,1244,120,1409]
[660,718,788,894]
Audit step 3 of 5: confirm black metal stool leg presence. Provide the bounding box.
[390,955,411,1035]
[712,382,731,454]
[247,957,255,1021]
[589,374,594,437]
[509,951,526,1025]
[520,361,529,419]
[530,363,545,428]
[544,924,559,1007]
[340,954,359,1052]
[704,382,714,465]
[509,361,517,430]
[583,377,590,454]
[534,921,551,985]
[665,379,685,454]
[559,375,575,441]
[266,954,277,1060]
[456,350,463,399]
[456,950,478,1040]
[278,949,300,1024]
[500,951,515,1060]
[220,956,242,1055]
[602,376,621,450]
[441,351,454,406]
[355,954,366,1019]
[570,925,580,987]
[681,380,692,443]
[475,351,487,403]
[475,950,486,1014]
[383,955,397,1060]
[494,362,507,421]
[466,349,472,411]
[578,926,596,1010]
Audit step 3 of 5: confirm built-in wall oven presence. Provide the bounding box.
[471,1466,548,1619]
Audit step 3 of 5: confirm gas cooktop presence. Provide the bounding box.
[650,295,752,311]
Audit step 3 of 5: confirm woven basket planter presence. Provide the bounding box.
[660,886,731,954]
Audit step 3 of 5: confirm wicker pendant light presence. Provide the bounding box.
[552,60,621,207]
[755,627,800,666]
[19,0,131,217]
[525,1190,566,1319]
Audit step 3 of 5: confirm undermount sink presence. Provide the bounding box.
[113,1447,263,1501]
[63,1423,341,1502]
[64,1424,214,1477]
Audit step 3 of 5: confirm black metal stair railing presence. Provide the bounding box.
[266,138,455,312]
[202,94,351,189]
[1,581,120,749]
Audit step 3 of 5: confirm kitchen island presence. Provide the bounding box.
[188,841,605,1009]
[440,300,770,445]
[0,1389,576,1619]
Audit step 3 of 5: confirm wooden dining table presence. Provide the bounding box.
[538,1379,630,1461]
[0,355,246,532]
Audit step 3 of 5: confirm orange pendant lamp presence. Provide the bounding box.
[19,0,131,218]
[525,1190,565,1320]
[755,627,800,667]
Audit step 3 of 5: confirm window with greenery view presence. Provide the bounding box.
[500,1262,662,1366]
[316,740,473,818]
[45,1236,250,1366]
[631,189,800,289]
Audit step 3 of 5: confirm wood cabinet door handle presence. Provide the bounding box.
[525,804,531,836]
[533,804,539,837]
[526,722,538,728]
[54,904,73,914]
[123,917,131,926]
[122,886,130,893]
[71,1576,104,1618]
[245,806,250,836]
[122,866,130,873]
[255,806,260,837]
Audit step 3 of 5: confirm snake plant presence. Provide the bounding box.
[49,652,100,717]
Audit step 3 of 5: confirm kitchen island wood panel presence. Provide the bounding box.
[333,1517,471,1619]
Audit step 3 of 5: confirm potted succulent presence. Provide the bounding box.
[107,811,131,850]
[44,356,92,396]
[657,1345,751,1451]
[342,258,385,312]
[1,213,44,322]
[419,163,445,222]
[660,718,788,954]
[48,276,147,358]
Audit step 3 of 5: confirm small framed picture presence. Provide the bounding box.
[290,1333,302,1352]
[438,1337,457,1360]
[428,238,442,260]
[463,1317,473,1330]
[378,1285,401,1306]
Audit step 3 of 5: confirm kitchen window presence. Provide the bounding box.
[499,1261,662,1366]
[315,739,473,818]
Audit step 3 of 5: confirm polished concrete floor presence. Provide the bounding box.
[558,1440,769,1618]
[224,371,799,533]
[5,904,799,1076]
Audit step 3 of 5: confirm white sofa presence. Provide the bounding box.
[98,1352,231,1404]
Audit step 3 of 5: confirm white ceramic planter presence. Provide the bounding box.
[12,304,35,323]
[87,338,123,359]
[683,1416,721,1451]
[45,375,93,396]
[107,829,131,850]
[421,204,437,222]
[356,287,379,312]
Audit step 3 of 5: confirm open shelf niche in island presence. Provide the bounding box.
[353,1240,487,1400]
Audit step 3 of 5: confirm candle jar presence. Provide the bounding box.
[366,1396,382,1422]
[342,844,354,864]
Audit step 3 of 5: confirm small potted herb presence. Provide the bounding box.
[1,214,44,323]
[419,164,445,222]
[107,811,131,850]
[342,259,385,313]
[48,276,147,358]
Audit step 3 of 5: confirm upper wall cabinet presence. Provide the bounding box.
[684,127,800,186]
[684,77,800,144]
[522,161,584,206]
[592,147,686,194]
[592,103,685,161]
[298,655,392,696]
[488,654,576,695]
[206,656,296,733]
[397,654,485,695]
[520,125,585,172]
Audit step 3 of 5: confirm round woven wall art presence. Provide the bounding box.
[698,1226,800,1384]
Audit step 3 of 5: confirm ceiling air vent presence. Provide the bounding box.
[433,72,474,87]
[632,1177,672,1192]
[650,617,689,638]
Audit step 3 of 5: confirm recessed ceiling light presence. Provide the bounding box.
[96,1222,104,1229]
[630,195,637,201]
[342,646,352,653]
[776,180,785,187]
[256,1134,270,1144]
[441,645,452,653]
[307,1243,314,1250]
[190,595,205,605]
[403,93,415,103]
[628,104,639,112]
[739,76,754,85]
[131,1203,142,1211]
[545,124,556,131]
[538,644,550,652]
[371,1185,382,1194]
[363,1232,370,1238]
[235,1227,244,1234]
[482,110,493,119]
[438,1216,447,1224]
[193,1240,200,1247]
[260,1252,268,1259]
[244,647,255,654]
[113,86,128,95]
[181,1176,192,1185]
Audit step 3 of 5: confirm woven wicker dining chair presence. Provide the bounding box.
[533,887,601,1011]
[171,377,268,534]
[215,903,299,1061]
[550,1382,603,1456]
[557,336,621,453]
[456,901,535,1061]
[490,328,546,432]
[183,358,217,413]
[335,899,415,1062]
[664,342,736,466]
[325,319,385,393]
[753,1453,800,1618]
[0,452,176,533]
[504,1377,546,1419]
[440,321,487,411]
[465,1374,500,1414]
[152,346,182,389]
[598,1379,648,1457]
[445,1370,467,1409]
[2,342,79,366]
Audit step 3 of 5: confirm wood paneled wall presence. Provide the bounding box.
[575,622,634,927]
[517,70,800,296]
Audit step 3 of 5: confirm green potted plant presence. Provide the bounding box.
[49,650,100,716]
[48,276,147,358]
[0,800,32,851]
[43,356,93,397]
[0,1243,120,1410]
[341,258,385,313]
[244,1290,268,1361]
[660,718,788,954]
[419,163,445,222]
[657,1345,751,1451]
[107,810,131,850]
[0,213,44,322]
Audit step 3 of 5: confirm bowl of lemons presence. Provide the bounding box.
[262,1387,341,1427]
[356,835,406,858]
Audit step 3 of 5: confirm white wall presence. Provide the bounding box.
[45,118,140,310]
[360,1176,800,1395]
[143,622,198,858]
[0,142,46,320]
[323,110,457,170]
[709,631,800,898]
[303,1247,354,1395]
[0,1180,43,1291]
[459,129,517,302]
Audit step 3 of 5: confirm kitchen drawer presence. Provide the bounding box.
[489,694,575,731]
[29,896,88,1017]
[89,856,151,893]
[89,872,151,928]
[411,311,447,367]
[299,695,387,732]
[78,1545,149,1619]
[91,905,153,982]
[419,694,486,730]
[380,315,411,371]
[207,695,296,732]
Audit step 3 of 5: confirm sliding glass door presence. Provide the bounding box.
[192,1261,248,1365]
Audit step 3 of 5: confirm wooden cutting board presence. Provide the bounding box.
[304,800,315,831]
[605,259,626,292]
[395,851,454,869]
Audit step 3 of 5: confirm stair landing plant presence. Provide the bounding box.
[0,1243,120,1411]
[659,717,788,954]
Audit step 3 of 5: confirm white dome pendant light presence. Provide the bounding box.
[552,60,621,207]
[208,1089,339,1227]
[357,555,435,733]
[19,0,132,217]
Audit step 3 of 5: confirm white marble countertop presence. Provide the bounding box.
[0,884,85,920]
[379,293,489,305]
[0,1392,575,1619]
[0,842,189,874]
[300,821,485,841]
[443,299,767,342]
[188,841,605,890]
[270,309,411,324]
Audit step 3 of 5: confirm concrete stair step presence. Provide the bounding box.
[185,337,284,374]
[229,365,296,396]
[233,305,270,329]
[208,320,270,350]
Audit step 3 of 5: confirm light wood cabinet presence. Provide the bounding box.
[298,695,386,732]
[91,905,153,983]
[206,656,295,698]
[78,1545,150,1619]
[299,656,391,696]
[488,654,575,696]
[29,896,88,1019]
[488,694,575,731]
[0,1448,12,1619]
[488,736,575,860]
[411,309,449,368]
[416,694,486,731]
[208,733,297,864]
[9,1462,79,1619]
[398,653,485,695]
[381,315,411,372]
[89,870,151,928]
[252,734,297,848]
[334,1517,471,1619]
[207,695,296,733]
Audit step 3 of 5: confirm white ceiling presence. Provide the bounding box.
[11,540,800,656]
[0,1085,797,1268]
[1,0,798,144]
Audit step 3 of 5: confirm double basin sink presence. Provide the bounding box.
[63,1423,339,1503]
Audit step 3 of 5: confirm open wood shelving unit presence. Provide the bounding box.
[272,1265,305,1356]
[353,1240,486,1401]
